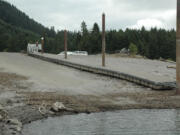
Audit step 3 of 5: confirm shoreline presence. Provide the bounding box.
[2,100,180,135]
[1,87,180,135]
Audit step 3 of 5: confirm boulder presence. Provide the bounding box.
[6,118,22,132]
[0,114,2,121]
[51,102,66,112]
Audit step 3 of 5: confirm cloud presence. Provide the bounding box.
[130,18,164,29]
[129,9,176,30]
[5,0,176,31]
[112,0,175,11]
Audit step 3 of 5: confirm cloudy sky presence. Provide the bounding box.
[6,0,176,31]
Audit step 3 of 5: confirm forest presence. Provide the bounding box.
[0,0,176,61]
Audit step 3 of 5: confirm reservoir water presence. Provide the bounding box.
[22,109,180,135]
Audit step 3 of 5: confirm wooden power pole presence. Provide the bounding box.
[64,30,67,59]
[102,13,106,67]
[177,0,180,94]
[41,37,44,54]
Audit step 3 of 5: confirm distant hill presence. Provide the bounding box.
[0,0,55,37]
[0,18,40,52]
[0,0,56,52]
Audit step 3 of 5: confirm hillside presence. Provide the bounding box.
[0,0,57,52]
[0,0,55,37]
[0,18,40,52]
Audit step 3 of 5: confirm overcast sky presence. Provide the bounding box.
[6,0,176,31]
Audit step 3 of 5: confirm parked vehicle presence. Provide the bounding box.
[58,51,74,56]
[58,51,88,56]
[73,51,88,56]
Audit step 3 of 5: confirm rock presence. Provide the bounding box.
[6,118,22,132]
[51,102,66,112]
[0,105,8,121]
[16,125,22,132]
[6,99,13,104]
[39,106,47,115]
[7,118,21,126]
[0,114,2,121]
[0,104,3,110]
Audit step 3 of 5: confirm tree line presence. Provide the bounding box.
[44,21,176,61]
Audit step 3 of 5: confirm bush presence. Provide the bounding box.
[129,43,138,55]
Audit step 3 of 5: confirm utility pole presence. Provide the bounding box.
[36,41,38,52]
[64,29,67,59]
[102,13,106,67]
[177,0,180,94]
[41,37,44,54]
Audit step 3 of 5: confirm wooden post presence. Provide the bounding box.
[102,13,106,67]
[36,41,38,52]
[64,30,67,59]
[41,37,44,54]
[177,0,180,94]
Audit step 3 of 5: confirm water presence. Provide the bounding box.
[22,109,180,135]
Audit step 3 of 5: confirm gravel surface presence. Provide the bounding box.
[0,52,150,95]
[40,53,176,83]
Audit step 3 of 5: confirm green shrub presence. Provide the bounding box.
[129,43,138,55]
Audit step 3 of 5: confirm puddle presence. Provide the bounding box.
[22,109,180,135]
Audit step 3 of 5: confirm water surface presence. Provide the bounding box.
[22,109,180,135]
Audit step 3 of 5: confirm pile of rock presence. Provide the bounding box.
[6,118,22,132]
[0,104,7,121]
[0,104,22,133]
[51,102,73,112]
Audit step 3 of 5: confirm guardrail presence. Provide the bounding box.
[29,53,176,90]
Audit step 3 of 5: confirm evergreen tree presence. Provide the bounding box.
[89,23,101,54]
[129,43,138,55]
